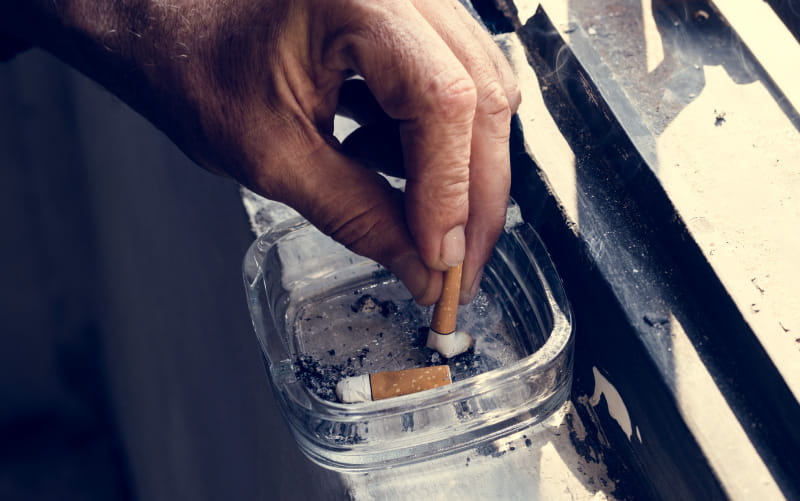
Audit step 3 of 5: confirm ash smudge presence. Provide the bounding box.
[351,294,397,317]
[401,412,414,432]
[351,294,377,313]
[454,400,474,422]
[357,347,370,367]
[445,347,497,380]
[294,355,358,402]
[475,443,507,458]
[643,314,669,328]
[413,327,429,348]
[315,421,365,445]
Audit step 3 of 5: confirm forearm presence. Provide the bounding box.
[2,1,125,63]
[0,0,283,174]
[2,1,192,103]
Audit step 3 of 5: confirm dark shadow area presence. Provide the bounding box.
[765,0,800,43]
[470,0,516,33]
[0,51,133,500]
[0,50,347,500]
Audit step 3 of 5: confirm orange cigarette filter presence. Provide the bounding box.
[369,365,452,400]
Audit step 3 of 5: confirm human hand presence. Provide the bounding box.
[4,0,519,305]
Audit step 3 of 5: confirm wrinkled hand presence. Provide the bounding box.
[5,0,520,305]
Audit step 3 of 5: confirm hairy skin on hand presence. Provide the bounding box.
[1,0,520,306]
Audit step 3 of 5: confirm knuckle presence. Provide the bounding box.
[441,186,470,215]
[325,202,387,255]
[485,163,511,193]
[425,174,470,213]
[506,81,522,112]
[477,80,512,122]
[426,74,478,122]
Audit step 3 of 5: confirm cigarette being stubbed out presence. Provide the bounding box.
[336,365,452,403]
[426,263,474,358]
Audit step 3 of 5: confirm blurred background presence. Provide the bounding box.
[0,49,340,500]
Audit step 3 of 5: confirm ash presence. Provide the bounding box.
[441,347,494,381]
[351,294,397,317]
[295,344,498,402]
[415,326,501,381]
[294,355,358,402]
[293,285,523,400]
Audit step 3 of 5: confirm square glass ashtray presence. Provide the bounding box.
[243,210,573,471]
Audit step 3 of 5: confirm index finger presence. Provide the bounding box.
[324,2,477,272]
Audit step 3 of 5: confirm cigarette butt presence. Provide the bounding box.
[335,373,372,403]
[427,264,473,357]
[426,329,474,358]
[430,264,462,335]
[336,365,452,403]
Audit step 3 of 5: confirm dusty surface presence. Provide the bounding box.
[546,0,800,401]
[505,2,795,497]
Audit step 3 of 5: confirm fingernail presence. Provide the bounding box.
[390,253,430,301]
[440,225,466,267]
[460,267,484,304]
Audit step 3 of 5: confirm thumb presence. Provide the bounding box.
[273,144,443,305]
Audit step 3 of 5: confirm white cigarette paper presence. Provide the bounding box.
[426,329,474,358]
[335,373,372,403]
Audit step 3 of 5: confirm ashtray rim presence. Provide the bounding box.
[243,215,574,470]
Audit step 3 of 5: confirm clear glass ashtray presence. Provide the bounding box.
[243,209,573,471]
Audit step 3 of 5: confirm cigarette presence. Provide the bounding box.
[430,264,462,335]
[336,365,452,403]
[426,264,474,358]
